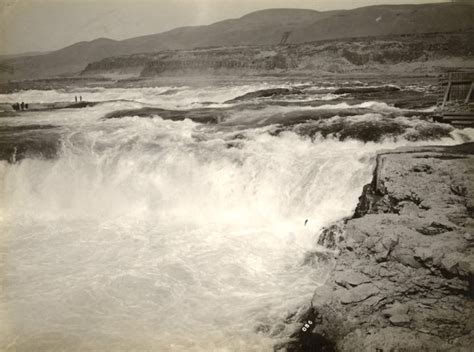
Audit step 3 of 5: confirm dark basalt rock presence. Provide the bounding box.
[281,308,336,352]
[0,125,60,162]
[333,86,400,94]
[317,223,346,250]
[104,107,226,123]
[287,143,474,351]
[288,118,453,143]
[224,88,302,103]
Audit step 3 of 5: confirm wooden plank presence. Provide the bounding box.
[439,80,474,86]
[437,71,474,125]
[451,122,474,127]
[441,75,452,108]
[465,82,474,104]
[443,116,474,121]
[442,112,474,116]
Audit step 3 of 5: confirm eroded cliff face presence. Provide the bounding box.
[81,47,293,78]
[287,143,474,351]
[80,31,474,78]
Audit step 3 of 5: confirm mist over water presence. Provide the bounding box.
[1,83,472,351]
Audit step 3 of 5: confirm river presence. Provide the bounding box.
[0,82,472,351]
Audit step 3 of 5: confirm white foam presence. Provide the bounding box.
[0,85,471,351]
[0,83,289,109]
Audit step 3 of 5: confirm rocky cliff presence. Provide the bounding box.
[286,143,474,351]
[80,31,474,78]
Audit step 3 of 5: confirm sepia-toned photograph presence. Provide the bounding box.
[0,0,473,351]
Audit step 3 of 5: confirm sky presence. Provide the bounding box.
[0,0,452,55]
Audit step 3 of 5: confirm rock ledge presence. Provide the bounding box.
[286,143,474,352]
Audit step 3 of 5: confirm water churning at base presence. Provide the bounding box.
[0,84,470,351]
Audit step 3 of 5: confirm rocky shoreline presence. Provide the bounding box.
[286,142,474,351]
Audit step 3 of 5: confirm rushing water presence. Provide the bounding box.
[0,83,472,351]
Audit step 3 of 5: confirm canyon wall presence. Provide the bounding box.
[81,32,474,78]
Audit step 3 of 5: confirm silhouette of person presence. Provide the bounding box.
[25,103,29,109]
[20,102,25,110]
[75,96,77,102]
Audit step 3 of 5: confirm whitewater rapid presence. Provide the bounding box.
[0,84,472,351]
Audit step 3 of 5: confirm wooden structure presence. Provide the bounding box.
[435,68,474,126]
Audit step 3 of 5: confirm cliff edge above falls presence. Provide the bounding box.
[286,143,474,352]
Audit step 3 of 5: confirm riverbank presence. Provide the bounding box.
[286,142,474,351]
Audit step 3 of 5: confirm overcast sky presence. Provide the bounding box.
[0,0,450,55]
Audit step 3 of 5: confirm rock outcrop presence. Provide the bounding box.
[79,31,474,79]
[224,88,302,103]
[287,143,474,351]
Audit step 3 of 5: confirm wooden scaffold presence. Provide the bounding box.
[435,68,474,126]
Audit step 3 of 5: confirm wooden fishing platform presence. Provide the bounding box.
[435,68,474,127]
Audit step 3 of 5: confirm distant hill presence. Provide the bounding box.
[0,51,51,60]
[291,3,474,42]
[1,3,473,81]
